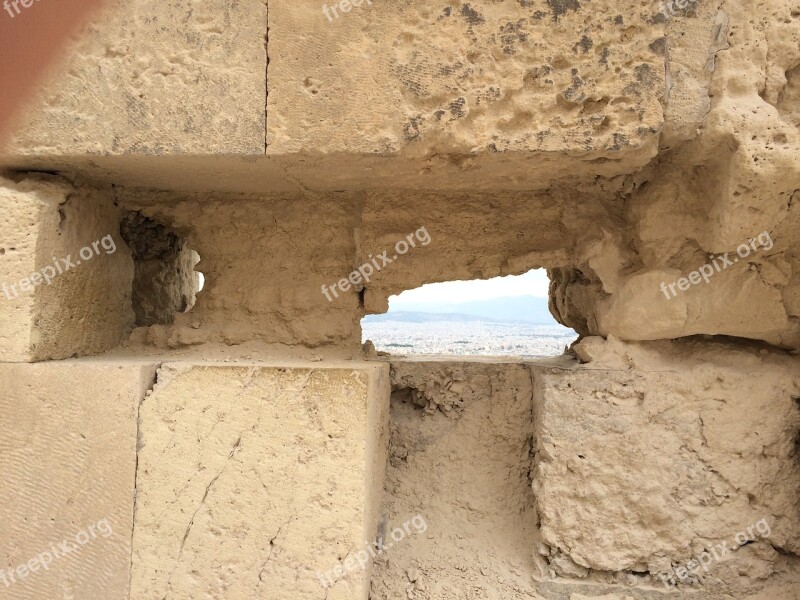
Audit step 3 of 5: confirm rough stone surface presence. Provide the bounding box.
[372,352,800,599]
[131,362,390,600]
[2,1,797,357]
[371,359,541,600]
[0,179,41,359]
[117,190,363,351]
[5,0,266,156]
[550,0,800,350]
[661,1,728,147]
[115,186,575,352]
[120,211,199,326]
[269,0,664,172]
[533,337,800,596]
[0,0,798,598]
[0,362,156,600]
[0,176,134,362]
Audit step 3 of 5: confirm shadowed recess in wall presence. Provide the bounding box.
[119,211,201,326]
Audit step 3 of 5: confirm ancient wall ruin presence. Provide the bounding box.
[0,0,798,599]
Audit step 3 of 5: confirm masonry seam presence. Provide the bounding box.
[129,363,162,598]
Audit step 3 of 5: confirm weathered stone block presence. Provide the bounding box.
[532,338,800,593]
[549,0,800,351]
[268,0,664,174]
[0,362,156,599]
[131,362,390,600]
[6,0,266,156]
[0,176,133,362]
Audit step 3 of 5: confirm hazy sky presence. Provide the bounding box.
[391,269,550,305]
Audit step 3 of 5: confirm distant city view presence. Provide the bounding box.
[362,281,579,358]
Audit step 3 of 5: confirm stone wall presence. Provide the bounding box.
[0,0,798,598]
[378,346,800,599]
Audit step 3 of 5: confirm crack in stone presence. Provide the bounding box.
[240,366,261,393]
[129,363,162,599]
[256,512,296,588]
[161,433,244,600]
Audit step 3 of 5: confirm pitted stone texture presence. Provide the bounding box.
[550,0,800,349]
[0,362,155,600]
[0,176,134,362]
[119,190,362,350]
[551,139,800,348]
[131,362,390,600]
[662,2,728,146]
[533,338,800,594]
[269,0,664,177]
[5,0,266,156]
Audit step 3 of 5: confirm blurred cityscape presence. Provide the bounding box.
[363,320,577,358]
[362,295,578,358]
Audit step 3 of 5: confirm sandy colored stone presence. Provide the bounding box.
[116,190,363,351]
[131,362,390,600]
[0,181,40,359]
[0,361,156,600]
[6,0,266,156]
[371,359,541,600]
[269,0,663,176]
[0,176,134,362]
[115,186,576,352]
[532,337,800,593]
[662,3,728,146]
[570,594,634,600]
[372,352,800,599]
[551,0,800,350]
[0,0,798,598]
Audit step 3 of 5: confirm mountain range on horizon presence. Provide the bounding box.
[364,295,560,326]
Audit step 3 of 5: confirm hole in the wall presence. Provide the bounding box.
[120,211,202,327]
[362,268,578,357]
[391,387,429,411]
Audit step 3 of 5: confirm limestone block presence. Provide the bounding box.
[595,262,797,346]
[0,176,134,362]
[532,338,800,589]
[131,362,390,600]
[6,0,266,156]
[268,0,664,176]
[0,361,156,600]
[116,185,579,350]
[550,0,800,350]
[662,5,728,146]
[0,181,39,360]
